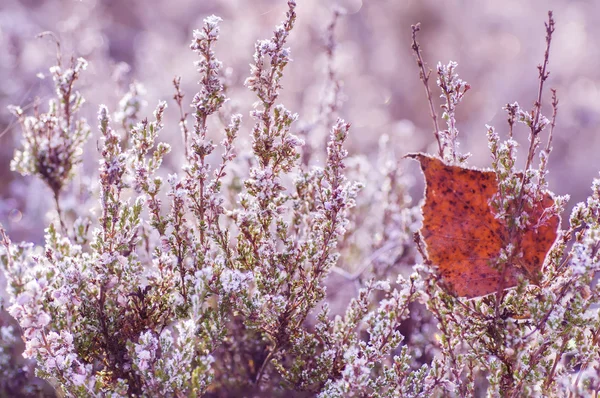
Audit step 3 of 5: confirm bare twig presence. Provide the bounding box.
[522,11,555,179]
[173,76,190,158]
[547,88,558,153]
[505,103,518,139]
[515,11,555,220]
[411,24,443,158]
[36,31,62,68]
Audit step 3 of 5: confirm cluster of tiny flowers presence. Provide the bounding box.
[245,1,296,106]
[436,61,470,164]
[569,177,600,276]
[487,124,522,222]
[0,318,41,396]
[8,57,90,200]
[487,99,568,233]
[190,14,227,142]
[317,275,421,397]
[1,227,97,395]
[114,82,147,134]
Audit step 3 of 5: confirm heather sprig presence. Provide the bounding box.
[319,7,345,134]
[411,28,472,165]
[436,61,471,164]
[8,55,91,229]
[316,276,421,397]
[114,82,147,146]
[410,11,600,397]
[190,15,227,147]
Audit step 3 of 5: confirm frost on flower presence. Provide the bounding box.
[219,268,253,294]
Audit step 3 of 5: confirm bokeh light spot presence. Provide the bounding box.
[8,209,22,223]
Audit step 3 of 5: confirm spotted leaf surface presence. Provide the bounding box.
[409,153,559,298]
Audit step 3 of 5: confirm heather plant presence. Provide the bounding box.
[7,40,91,231]
[408,12,600,397]
[1,4,600,398]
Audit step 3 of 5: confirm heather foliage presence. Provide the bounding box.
[1,3,600,398]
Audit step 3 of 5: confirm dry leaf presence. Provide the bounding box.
[408,153,560,298]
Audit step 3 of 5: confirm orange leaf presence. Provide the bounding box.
[408,153,560,298]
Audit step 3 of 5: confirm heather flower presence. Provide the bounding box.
[8,56,91,228]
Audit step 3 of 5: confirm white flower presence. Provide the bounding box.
[220,268,252,294]
[137,349,151,361]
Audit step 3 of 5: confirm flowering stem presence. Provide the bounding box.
[518,11,555,212]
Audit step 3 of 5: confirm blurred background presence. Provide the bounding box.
[1,0,599,394]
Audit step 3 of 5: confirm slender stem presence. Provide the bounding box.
[53,189,67,234]
[0,224,14,274]
[547,88,558,153]
[519,12,555,201]
[411,24,443,158]
[544,335,568,391]
[255,345,276,385]
[173,77,190,159]
[509,12,555,250]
